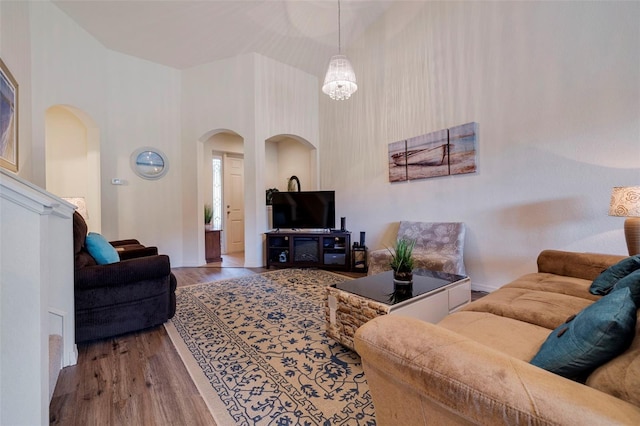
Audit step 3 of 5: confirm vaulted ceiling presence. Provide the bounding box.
[52,0,394,76]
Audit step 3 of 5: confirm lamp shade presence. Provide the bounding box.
[322,55,358,100]
[62,196,88,220]
[609,186,640,256]
[609,186,640,217]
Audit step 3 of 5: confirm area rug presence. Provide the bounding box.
[165,269,376,426]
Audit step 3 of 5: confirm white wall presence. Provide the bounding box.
[28,1,184,264]
[45,106,87,203]
[320,1,640,291]
[277,138,314,191]
[265,137,315,192]
[182,53,319,266]
[103,49,182,263]
[0,0,32,179]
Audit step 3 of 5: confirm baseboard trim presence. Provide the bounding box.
[471,282,499,293]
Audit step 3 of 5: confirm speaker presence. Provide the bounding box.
[360,231,366,247]
[340,217,346,231]
[324,253,346,265]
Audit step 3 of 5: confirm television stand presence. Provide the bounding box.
[266,230,351,271]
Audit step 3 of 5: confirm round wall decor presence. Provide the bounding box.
[130,147,169,180]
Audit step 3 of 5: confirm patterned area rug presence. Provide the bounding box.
[165,269,376,426]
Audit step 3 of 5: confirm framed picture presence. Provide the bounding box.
[448,122,478,176]
[406,129,449,180]
[388,139,407,182]
[0,58,18,172]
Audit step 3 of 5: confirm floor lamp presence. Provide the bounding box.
[609,186,640,256]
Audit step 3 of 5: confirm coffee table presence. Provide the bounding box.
[325,269,471,351]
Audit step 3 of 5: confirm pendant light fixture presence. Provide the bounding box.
[322,0,357,100]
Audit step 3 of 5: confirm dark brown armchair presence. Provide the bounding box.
[73,212,176,343]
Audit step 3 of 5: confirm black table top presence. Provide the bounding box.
[332,269,467,306]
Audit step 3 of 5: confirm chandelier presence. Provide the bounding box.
[322,0,357,100]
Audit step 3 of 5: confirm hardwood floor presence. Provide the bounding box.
[49,266,268,426]
[50,266,485,425]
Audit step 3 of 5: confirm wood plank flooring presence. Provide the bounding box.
[50,266,485,425]
[49,266,268,426]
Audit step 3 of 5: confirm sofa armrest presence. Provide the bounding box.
[354,315,640,425]
[75,254,171,289]
[110,239,140,247]
[116,246,159,260]
[537,250,626,281]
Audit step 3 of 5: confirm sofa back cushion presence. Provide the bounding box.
[537,250,626,282]
[586,313,640,406]
[72,211,87,256]
[397,221,465,255]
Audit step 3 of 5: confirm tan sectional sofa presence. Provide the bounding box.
[354,250,640,425]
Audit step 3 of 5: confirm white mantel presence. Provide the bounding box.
[0,169,77,426]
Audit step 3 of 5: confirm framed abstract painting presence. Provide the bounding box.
[0,57,18,172]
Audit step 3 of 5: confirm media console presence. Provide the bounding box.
[266,230,351,271]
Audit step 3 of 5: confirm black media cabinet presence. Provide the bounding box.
[266,231,351,271]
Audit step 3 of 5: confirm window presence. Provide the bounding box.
[212,156,222,230]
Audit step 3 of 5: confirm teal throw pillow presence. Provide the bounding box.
[530,287,636,380]
[590,255,640,295]
[85,232,120,265]
[612,269,640,307]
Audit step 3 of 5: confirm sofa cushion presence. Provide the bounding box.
[75,249,97,269]
[590,255,640,295]
[502,272,600,302]
[461,286,593,330]
[586,315,640,406]
[537,250,627,282]
[530,287,636,380]
[438,311,551,361]
[85,232,120,265]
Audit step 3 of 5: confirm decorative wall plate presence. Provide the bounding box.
[130,147,169,180]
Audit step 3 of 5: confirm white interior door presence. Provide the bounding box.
[223,153,244,253]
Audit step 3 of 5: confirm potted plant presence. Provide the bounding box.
[389,238,416,285]
[266,188,279,205]
[204,204,213,226]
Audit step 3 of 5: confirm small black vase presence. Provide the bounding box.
[393,270,413,286]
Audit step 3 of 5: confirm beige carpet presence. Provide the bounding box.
[165,268,376,426]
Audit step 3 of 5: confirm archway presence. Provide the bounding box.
[264,134,318,233]
[45,105,101,232]
[198,129,245,266]
[264,133,318,193]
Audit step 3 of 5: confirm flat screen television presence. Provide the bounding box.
[271,191,336,230]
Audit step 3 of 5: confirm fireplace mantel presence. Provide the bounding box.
[0,169,77,425]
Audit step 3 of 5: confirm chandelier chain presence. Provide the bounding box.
[338,0,341,54]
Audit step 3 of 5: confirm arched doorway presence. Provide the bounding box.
[199,129,245,266]
[45,105,101,232]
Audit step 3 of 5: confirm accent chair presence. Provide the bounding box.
[72,211,176,343]
[368,221,466,276]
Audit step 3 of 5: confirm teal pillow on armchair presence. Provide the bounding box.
[530,287,636,380]
[85,232,120,265]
